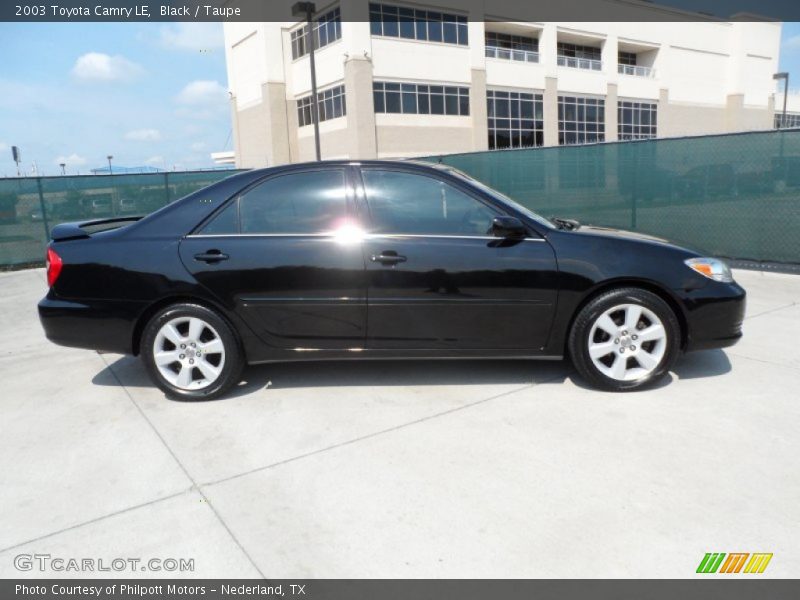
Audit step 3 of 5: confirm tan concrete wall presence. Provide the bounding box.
[375,126,473,158]
[725,93,774,133]
[234,101,270,168]
[657,88,774,139]
[297,126,353,162]
[233,81,291,168]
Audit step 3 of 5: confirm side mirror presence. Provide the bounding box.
[491,216,527,238]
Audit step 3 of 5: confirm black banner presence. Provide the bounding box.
[2,0,800,23]
[3,580,800,600]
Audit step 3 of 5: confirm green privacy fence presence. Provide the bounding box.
[425,129,800,264]
[2,132,800,267]
[0,169,244,267]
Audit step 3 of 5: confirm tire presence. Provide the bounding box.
[568,287,681,392]
[141,303,245,401]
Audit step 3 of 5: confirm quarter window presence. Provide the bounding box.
[201,170,348,235]
[362,170,498,236]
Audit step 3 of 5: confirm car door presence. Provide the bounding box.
[355,166,558,350]
[179,166,366,350]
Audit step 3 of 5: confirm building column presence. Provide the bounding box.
[263,81,292,165]
[543,76,559,147]
[725,93,745,132]
[229,95,242,167]
[344,56,378,159]
[605,82,618,142]
[470,68,489,151]
[658,87,669,138]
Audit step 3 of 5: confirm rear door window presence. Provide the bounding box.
[201,169,348,234]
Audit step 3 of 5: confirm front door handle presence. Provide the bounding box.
[371,251,407,265]
[194,250,229,263]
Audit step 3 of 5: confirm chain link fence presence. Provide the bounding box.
[2,131,799,267]
[425,129,800,264]
[0,170,244,267]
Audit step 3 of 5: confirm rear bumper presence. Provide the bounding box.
[38,295,142,355]
[683,282,746,352]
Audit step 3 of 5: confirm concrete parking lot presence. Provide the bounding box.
[1,267,798,578]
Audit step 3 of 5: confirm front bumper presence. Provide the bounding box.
[38,294,143,355]
[682,281,746,352]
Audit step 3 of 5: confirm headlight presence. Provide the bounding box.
[684,257,734,283]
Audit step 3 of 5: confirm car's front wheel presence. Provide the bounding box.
[141,303,244,401]
[568,287,681,391]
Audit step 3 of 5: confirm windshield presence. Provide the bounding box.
[445,167,555,230]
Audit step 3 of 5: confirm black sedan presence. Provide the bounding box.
[38,160,745,399]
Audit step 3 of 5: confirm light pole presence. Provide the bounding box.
[59,163,66,176]
[773,72,789,128]
[292,2,321,161]
[107,155,114,175]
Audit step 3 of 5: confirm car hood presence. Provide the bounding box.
[563,224,701,254]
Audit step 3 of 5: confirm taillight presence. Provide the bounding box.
[46,247,63,287]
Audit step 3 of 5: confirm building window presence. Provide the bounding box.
[775,112,800,128]
[373,82,470,116]
[557,42,602,70]
[369,3,468,45]
[487,90,543,149]
[485,32,539,62]
[291,7,342,60]
[618,101,657,140]
[297,85,346,127]
[618,51,637,65]
[558,96,605,145]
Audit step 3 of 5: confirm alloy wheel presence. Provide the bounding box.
[152,316,226,390]
[587,303,667,382]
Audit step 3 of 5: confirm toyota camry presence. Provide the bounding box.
[38,160,746,399]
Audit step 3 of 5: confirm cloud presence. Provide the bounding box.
[190,141,208,151]
[54,153,88,167]
[160,23,224,52]
[175,80,227,106]
[0,141,7,152]
[71,52,144,83]
[124,128,161,141]
[144,155,164,165]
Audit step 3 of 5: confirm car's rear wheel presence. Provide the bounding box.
[568,287,681,391]
[141,303,244,401]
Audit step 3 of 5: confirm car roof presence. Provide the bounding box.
[245,158,453,178]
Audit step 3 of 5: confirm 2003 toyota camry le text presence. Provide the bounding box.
[38,161,746,399]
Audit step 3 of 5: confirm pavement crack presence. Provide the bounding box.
[203,370,567,489]
[0,489,191,554]
[101,354,267,580]
[744,301,797,320]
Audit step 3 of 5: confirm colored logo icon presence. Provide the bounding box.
[696,553,773,574]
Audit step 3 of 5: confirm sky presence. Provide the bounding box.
[1,20,800,176]
[0,22,229,176]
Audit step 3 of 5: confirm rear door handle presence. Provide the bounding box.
[371,251,407,265]
[194,250,229,263]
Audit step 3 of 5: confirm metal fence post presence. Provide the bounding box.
[35,176,51,242]
[164,172,170,206]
